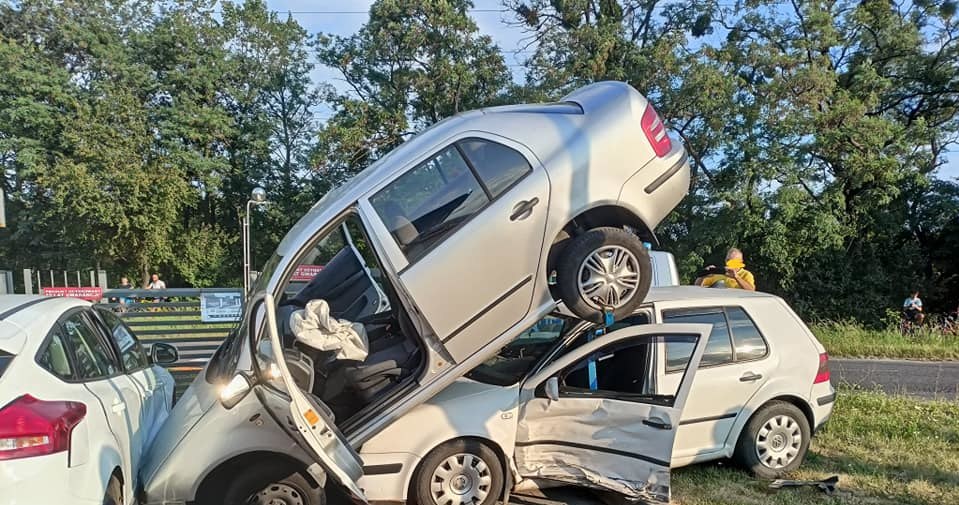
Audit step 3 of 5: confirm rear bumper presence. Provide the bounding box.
[810,386,836,434]
[0,453,103,505]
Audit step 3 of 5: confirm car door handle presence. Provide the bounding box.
[642,418,672,430]
[111,400,126,414]
[510,197,540,221]
[740,372,763,382]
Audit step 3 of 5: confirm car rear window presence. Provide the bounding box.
[0,351,13,378]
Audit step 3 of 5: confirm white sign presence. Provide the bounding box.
[200,292,243,323]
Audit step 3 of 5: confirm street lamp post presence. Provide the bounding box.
[243,187,268,294]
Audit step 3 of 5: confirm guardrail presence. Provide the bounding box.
[97,288,240,396]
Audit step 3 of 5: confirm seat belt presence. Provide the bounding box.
[587,306,615,391]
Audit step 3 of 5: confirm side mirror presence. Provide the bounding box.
[151,342,179,365]
[219,372,253,409]
[545,377,560,402]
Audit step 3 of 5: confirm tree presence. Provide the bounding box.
[312,0,512,183]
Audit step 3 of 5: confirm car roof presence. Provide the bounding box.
[643,286,776,304]
[0,296,90,354]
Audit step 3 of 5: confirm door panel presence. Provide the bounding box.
[396,147,550,362]
[252,293,368,503]
[514,324,708,503]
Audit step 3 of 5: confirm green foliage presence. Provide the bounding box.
[812,320,959,360]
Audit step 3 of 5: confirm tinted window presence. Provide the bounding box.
[662,310,734,370]
[96,309,149,371]
[61,313,117,380]
[467,315,569,386]
[560,335,697,407]
[727,307,768,360]
[458,139,532,197]
[371,146,490,263]
[0,351,11,378]
[37,332,73,379]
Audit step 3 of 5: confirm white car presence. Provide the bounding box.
[0,296,178,505]
[356,287,835,505]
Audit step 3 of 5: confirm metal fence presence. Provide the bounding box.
[97,288,240,396]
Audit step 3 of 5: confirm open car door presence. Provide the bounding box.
[251,292,368,502]
[513,323,709,503]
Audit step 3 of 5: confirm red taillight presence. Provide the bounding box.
[0,395,86,461]
[641,103,672,157]
[814,352,830,384]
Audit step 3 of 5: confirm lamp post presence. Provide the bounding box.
[243,187,268,294]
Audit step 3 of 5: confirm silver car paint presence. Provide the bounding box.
[141,81,691,504]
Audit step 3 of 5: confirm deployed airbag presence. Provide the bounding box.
[290,299,369,361]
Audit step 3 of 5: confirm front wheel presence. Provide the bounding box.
[412,439,505,505]
[221,465,325,505]
[555,227,652,323]
[733,401,811,479]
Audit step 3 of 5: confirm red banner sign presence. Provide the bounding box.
[42,286,104,302]
[291,264,324,282]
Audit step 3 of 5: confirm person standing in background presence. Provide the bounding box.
[695,247,756,291]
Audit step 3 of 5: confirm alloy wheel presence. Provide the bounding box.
[577,245,641,309]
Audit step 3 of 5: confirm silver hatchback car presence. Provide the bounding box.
[140,81,692,505]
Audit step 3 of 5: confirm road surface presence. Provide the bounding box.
[831,358,959,400]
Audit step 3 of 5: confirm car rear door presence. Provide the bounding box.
[361,136,551,363]
[513,324,708,503]
[247,292,368,502]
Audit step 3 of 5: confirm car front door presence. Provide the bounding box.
[363,136,551,362]
[246,292,368,502]
[513,324,708,503]
[93,308,169,447]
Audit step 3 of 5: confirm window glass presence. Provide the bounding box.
[457,139,532,197]
[560,335,696,406]
[61,313,118,379]
[467,315,569,386]
[36,333,72,380]
[662,309,733,370]
[370,146,490,262]
[96,309,149,371]
[0,352,11,379]
[727,307,768,360]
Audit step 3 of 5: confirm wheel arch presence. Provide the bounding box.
[193,450,321,503]
[731,395,816,451]
[546,204,657,277]
[408,435,512,505]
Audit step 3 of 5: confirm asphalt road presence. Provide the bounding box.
[831,358,959,400]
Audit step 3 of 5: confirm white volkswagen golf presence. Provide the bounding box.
[355,287,835,505]
[0,295,178,505]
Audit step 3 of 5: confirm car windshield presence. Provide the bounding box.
[466,315,571,386]
[206,253,283,383]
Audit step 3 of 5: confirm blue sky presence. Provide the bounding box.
[264,0,959,181]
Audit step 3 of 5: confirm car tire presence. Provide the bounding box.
[412,439,504,505]
[220,464,325,505]
[103,475,122,505]
[733,401,811,479]
[556,227,652,323]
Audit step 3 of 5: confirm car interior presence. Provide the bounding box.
[271,217,425,423]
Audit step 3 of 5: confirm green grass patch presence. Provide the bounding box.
[811,321,959,360]
[673,388,959,505]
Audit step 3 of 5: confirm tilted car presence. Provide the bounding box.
[140,81,692,505]
[0,296,178,505]
[355,287,835,505]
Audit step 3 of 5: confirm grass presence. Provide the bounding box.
[672,388,959,505]
[811,321,959,360]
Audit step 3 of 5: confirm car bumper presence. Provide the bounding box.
[810,385,836,433]
[0,453,102,505]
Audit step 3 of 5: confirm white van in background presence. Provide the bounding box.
[650,250,680,287]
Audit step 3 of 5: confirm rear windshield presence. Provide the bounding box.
[0,351,12,378]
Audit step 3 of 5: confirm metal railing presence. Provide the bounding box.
[97,288,240,396]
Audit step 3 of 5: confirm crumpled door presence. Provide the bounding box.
[514,323,709,503]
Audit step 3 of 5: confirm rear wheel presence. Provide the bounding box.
[220,465,325,505]
[733,401,811,479]
[556,227,651,322]
[413,439,504,505]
